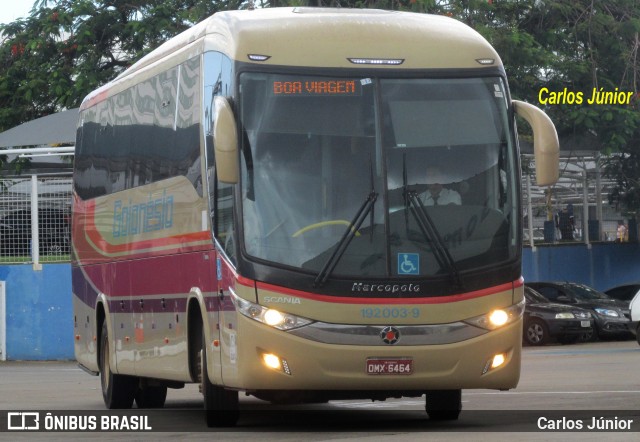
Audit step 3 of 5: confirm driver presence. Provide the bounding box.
[420,166,461,206]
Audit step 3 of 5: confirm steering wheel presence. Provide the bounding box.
[292,220,361,238]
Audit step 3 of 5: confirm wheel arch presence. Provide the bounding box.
[95,294,112,373]
[187,288,208,383]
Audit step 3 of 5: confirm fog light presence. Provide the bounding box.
[482,352,507,374]
[262,352,292,375]
[491,353,506,369]
[263,353,281,370]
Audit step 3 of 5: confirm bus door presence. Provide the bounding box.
[215,249,240,386]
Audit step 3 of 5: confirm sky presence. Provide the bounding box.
[0,1,36,25]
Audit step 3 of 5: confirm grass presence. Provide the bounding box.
[0,255,70,264]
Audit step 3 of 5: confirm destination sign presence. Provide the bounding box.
[271,78,362,97]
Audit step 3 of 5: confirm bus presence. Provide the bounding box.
[72,7,559,426]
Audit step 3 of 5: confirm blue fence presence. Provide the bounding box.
[1,243,639,360]
[523,242,640,291]
[2,263,73,360]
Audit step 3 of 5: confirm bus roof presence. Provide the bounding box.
[81,8,502,110]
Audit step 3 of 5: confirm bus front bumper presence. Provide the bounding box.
[220,314,522,392]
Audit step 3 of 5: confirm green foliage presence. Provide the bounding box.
[0,0,246,132]
[1,0,640,212]
[422,0,640,214]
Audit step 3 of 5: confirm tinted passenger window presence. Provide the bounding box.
[536,286,559,301]
[75,56,202,199]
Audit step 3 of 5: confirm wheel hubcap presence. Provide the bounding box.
[528,324,543,343]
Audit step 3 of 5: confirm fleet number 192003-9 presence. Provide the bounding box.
[361,307,420,319]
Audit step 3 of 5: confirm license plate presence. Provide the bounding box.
[366,358,413,375]
[581,321,590,328]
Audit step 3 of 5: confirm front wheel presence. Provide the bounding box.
[100,321,137,409]
[425,389,461,421]
[581,326,599,342]
[201,340,239,427]
[524,318,549,346]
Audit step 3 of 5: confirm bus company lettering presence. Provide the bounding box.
[352,283,420,294]
[263,296,301,304]
[113,191,174,238]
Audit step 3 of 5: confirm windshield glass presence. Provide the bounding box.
[382,77,517,276]
[239,73,517,279]
[525,287,550,304]
[569,284,611,301]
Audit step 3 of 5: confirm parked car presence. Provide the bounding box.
[604,283,640,305]
[527,281,632,341]
[0,209,70,256]
[604,283,640,340]
[523,285,594,346]
[630,291,640,345]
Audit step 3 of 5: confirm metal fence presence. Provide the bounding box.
[0,165,630,265]
[0,175,72,265]
[522,153,629,246]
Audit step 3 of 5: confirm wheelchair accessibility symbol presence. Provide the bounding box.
[398,253,419,275]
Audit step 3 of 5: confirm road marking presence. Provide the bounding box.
[330,390,640,409]
[466,390,640,395]
[528,348,640,356]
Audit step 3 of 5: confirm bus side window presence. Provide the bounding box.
[216,180,236,264]
[204,51,237,264]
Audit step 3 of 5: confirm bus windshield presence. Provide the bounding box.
[239,73,518,280]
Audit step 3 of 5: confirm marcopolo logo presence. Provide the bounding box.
[352,282,420,294]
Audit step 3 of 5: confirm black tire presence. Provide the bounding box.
[636,325,640,346]
[100,321,137,409]
[557,335,579,345]
[425,389,461,421]
[201,336,239,427]
[581,325,599,342]
[524,318,549,346]
[135,384,167,408]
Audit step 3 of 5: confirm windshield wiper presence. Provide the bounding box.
[404,190,463,290]
[314,190,377,287]
[315,155,378,287]
[401,154,462,289]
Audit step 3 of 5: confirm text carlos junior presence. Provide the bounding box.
[537,416,634,431]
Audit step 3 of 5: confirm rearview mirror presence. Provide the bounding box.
[213,96,238,184]
[513,100,559,186]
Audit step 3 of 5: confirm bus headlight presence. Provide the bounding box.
[464,299,525,331]
[230,290,314,331]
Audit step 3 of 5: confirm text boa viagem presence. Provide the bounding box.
[538,87,639,105]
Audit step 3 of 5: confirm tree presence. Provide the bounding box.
[0,0,247,132]
[425,1,640,215]
[2,0,640,215]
